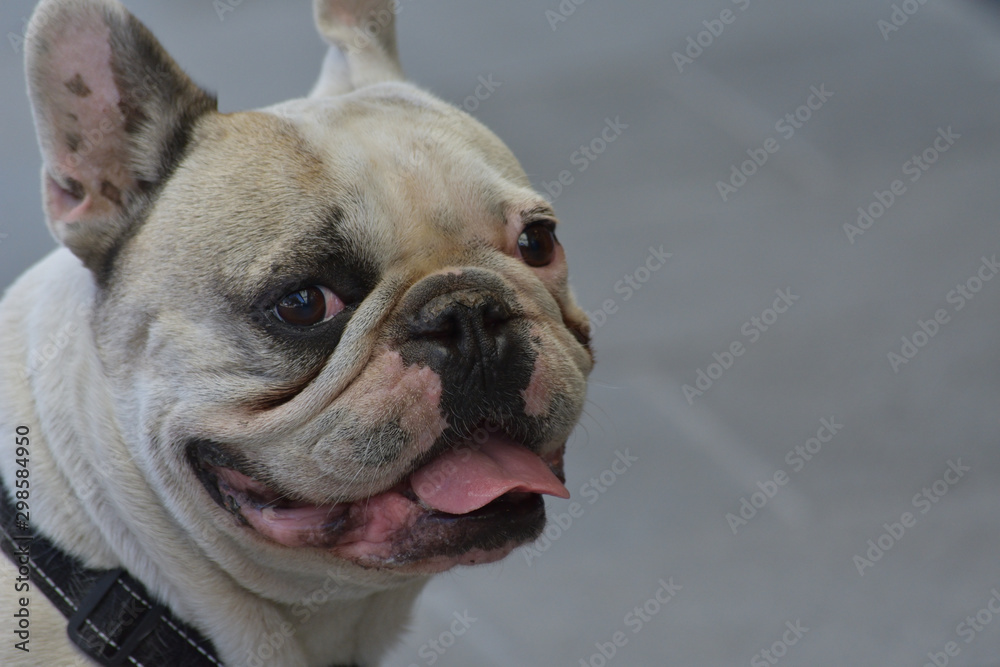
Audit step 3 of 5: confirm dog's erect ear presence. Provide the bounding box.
[309,0,405,98]
[25,0,217,271]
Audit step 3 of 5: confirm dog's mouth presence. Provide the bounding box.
[188,433,568,571]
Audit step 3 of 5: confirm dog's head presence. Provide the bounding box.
[25,0,592,579]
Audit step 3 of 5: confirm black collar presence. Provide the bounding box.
[0,477,224,666]
[0,478,362,667]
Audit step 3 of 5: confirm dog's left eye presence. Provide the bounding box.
[517,223,558,267]
[274,286,344,326]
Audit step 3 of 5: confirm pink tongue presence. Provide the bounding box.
[410,436,570,515]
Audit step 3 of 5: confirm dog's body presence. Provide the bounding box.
[0,1,591,665]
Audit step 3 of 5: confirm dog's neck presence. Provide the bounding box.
[0,249,425,666]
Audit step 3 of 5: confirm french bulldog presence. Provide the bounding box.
[0,0,593,665]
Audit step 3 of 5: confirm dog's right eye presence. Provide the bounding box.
[274,286,344,326]
[517,222,558,268]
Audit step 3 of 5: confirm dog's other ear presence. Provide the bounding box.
[309,0,405,98]
[25,0,217,272]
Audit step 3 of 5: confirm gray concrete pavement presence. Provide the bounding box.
[2,1,999,665]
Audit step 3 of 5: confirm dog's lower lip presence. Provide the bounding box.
[205,464,550,543]
[191,440,565,561]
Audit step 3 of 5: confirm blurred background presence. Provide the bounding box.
[3,1,1000,665]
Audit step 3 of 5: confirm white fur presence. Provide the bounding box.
[0,251,426,666]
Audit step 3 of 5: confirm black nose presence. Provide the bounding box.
[397,272,535,422]
[408,288,514,361]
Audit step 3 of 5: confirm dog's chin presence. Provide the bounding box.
[187,438,567,573]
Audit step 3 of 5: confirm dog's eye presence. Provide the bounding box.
[517,223,558,267]
[274,286,344,326]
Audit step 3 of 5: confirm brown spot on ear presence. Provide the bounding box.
[64,73,92,98]
[100,181,122,206]
[66,133,81,153]
[64,176,85,201]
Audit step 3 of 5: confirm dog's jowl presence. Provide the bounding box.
[0,1,592,665]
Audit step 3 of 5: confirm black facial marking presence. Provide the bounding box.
[245,215,379,356]
[66,132,81,153]
[395,270,538,434]
[65,73,92,97]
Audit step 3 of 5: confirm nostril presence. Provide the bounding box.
[407,290,515,356]
[412,314,459,343]
[481,301,512,329]
[409,297,461,340]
